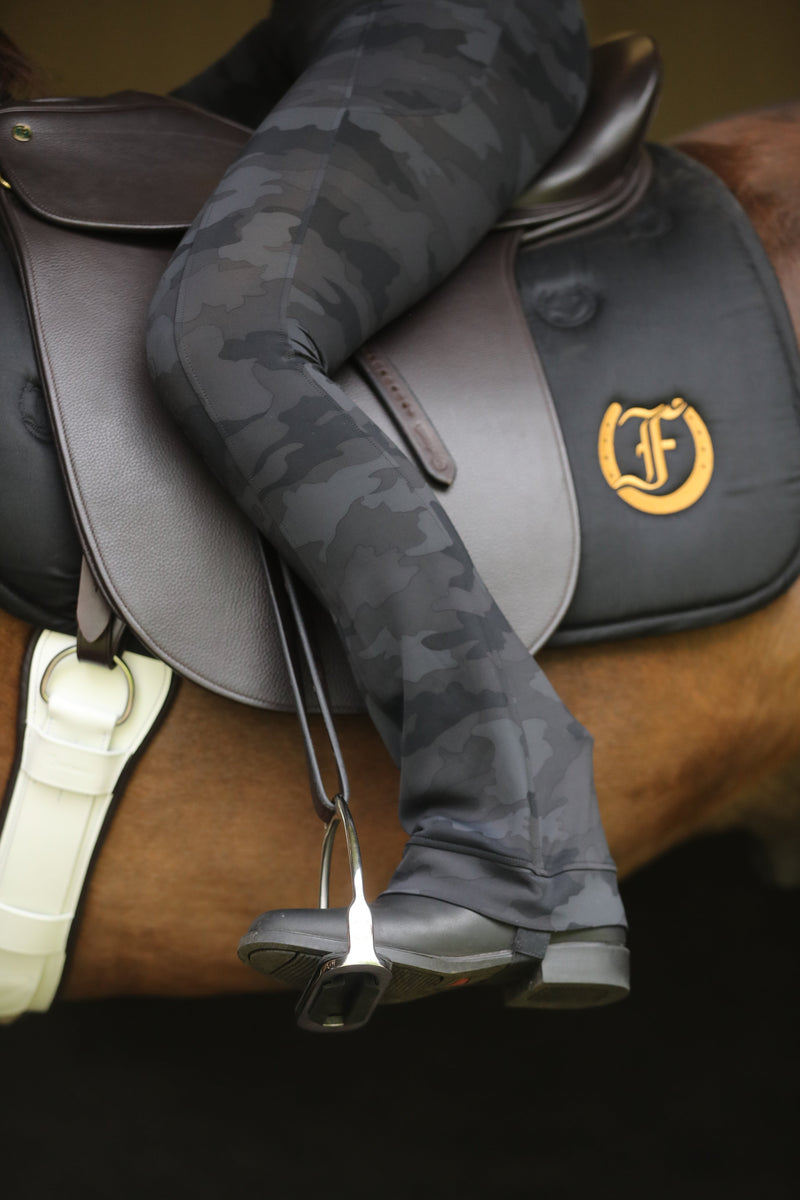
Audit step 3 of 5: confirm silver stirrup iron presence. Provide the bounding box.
[296,794,391,1032]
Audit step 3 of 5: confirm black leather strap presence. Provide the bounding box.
[258,541,349,823]
[75,559,126,666]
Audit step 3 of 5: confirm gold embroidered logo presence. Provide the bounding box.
[598,397,714,515]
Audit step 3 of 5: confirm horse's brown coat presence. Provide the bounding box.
[2,105,799,1002]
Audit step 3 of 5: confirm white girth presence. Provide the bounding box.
[0,630,173,1021]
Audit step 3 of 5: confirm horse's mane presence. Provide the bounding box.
[674,102,800,267]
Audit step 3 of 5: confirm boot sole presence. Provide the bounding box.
[241,937,528,1005]
[240,931,629,1009]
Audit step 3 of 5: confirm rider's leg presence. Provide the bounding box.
[147,0,626,985]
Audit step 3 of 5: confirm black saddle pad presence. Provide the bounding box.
[521,144,800,644]
[0,239,80,629]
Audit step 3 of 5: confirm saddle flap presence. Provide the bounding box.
[0,93,250,232]
[340,231,581,654]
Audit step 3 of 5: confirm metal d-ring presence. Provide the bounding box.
[39,646,135,725]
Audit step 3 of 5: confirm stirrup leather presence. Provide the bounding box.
[259,544,391,1031]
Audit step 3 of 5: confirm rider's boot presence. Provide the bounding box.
[238,896,629,1029]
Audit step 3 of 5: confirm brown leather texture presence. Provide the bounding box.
[0,92,250,231]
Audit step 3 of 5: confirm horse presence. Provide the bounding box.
[2,98,800,1011]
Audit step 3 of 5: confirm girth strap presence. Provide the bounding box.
[0,630,174,1020]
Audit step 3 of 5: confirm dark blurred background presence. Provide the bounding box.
[1,3,798,1197]
[4,0,800,138]
[2,835,797,1199]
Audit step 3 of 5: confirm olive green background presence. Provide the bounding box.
[3,0,799,139]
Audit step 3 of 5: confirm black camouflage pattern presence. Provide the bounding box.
[148,0,625,933]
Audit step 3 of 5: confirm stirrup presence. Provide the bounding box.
[259,541,391,1031]
[295,793,391,1032]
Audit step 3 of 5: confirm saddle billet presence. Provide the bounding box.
[0,35,660,712]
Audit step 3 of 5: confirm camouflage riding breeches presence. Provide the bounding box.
[147,0,626,934]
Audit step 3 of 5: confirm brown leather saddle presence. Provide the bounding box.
[0,35,659,712]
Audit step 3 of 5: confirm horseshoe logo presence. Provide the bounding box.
[598,397,714,515]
